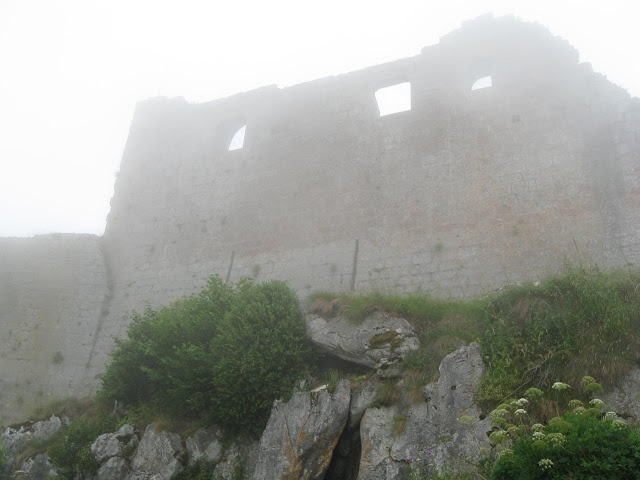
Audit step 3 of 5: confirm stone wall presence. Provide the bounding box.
[0,234,108,422]
[1,14,640,421]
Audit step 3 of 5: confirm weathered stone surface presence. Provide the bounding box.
[91,424,138,464]
[603,368,640,422]
[358,407,403,480]
[358,343,491,479]
[306,312,419,377]
[349,378,379,429]
[97,457,130,480]
[212,439,259,480]
[126,424,184,480]
[14,453,59,479]
[252,380,351,480]
[1,415,66,474]
[185,426,222,464]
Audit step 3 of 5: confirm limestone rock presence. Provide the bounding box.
[358,343,491,478]
[349,378,379,429]
[14,453,59,479]
[126,424,184,480]
[306,312,419,377]
[252,380,351,480]
[1,415,66,474]
[185,426,222,464]
[91,424,138,464]
[603,368,640,422]
[97,457,130,480]
[358,407,403,480]
[212,439,259,480]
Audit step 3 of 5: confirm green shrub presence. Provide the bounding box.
[208,280,313,432]
[48,414,116,478]
[171,460,217,479]
[491,413,640,479]
[100,276,313,433]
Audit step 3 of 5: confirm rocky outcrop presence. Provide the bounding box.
[91,424,138,464]
[1,415,66,476]
[306,312,419,377]
[126,425,184,480]
[97,456,130,480]
[358,343,491,479]
[603,368,640,422]
[252,380,351,480]
[349,379,379,430]
[212,439,259,480]
[185,426,223,465]
[13,453,59,479]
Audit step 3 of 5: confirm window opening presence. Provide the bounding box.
[228,125,246,151]
[375,82,411,117]
[471,76,492,90]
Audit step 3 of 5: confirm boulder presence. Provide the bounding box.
[306,311,419,377]
[603,368,640,422]
[349,378,379,429]
[14,453,59,479]
[91,424,138,464]
[185,426,222,465]
[97,457,130,480]
[126,424,184,480]
[252,380,351,480]
[212,439,259,480]
[358,343,491,479]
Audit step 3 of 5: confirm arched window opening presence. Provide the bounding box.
[375,82,411,117]
[228,125,246,151]
[471,76,492,90]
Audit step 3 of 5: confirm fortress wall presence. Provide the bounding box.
[0,234,108,422]
[83,15,640,381]
[1,15,638,412]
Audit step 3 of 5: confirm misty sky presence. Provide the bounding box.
[1,0,638,237]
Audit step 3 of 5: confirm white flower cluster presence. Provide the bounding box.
[516,398,529,408]
[532,423,545,432]
[604,411,617,420]
[532,431,545,440]
[552,382,570,391]
[538,458,554,470]
[515,409,527,416]
[546,433,566,445]
[589,398,605,409]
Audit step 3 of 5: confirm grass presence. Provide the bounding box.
[309,265,640,413]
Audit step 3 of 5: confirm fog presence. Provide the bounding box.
[1,0,638,237]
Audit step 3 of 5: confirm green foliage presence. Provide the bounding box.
[101,275,313,434]
[491,413,640,479]
[208,280,313,433]
[48,413,116,478]
[478,266,640,406]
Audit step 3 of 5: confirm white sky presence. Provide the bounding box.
[1,0,638,237]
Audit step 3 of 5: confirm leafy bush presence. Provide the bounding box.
[208,280,314,432]
[48,415,115,478]
[478,265,640,406]
[491,413,640,479]
[100,276,313,433]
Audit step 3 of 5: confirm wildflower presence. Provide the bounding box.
[589,398,606,410]
[498,448,513,458]
[489,430,509,445]
[573,406,586,414]
[568,399,583,408]
[524,387,544,400]
[490,408,507,418]
[552,382,570,391]
[613,420,627,428]
[531,423,544,432]
[539,458,554,470]
[532,431,545,440]
[546,433,566,445]
[515,409,527,416]
[427,450,432,455]
[516,398,529,408]
[581,376,596,385]
[604,411,617,420]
